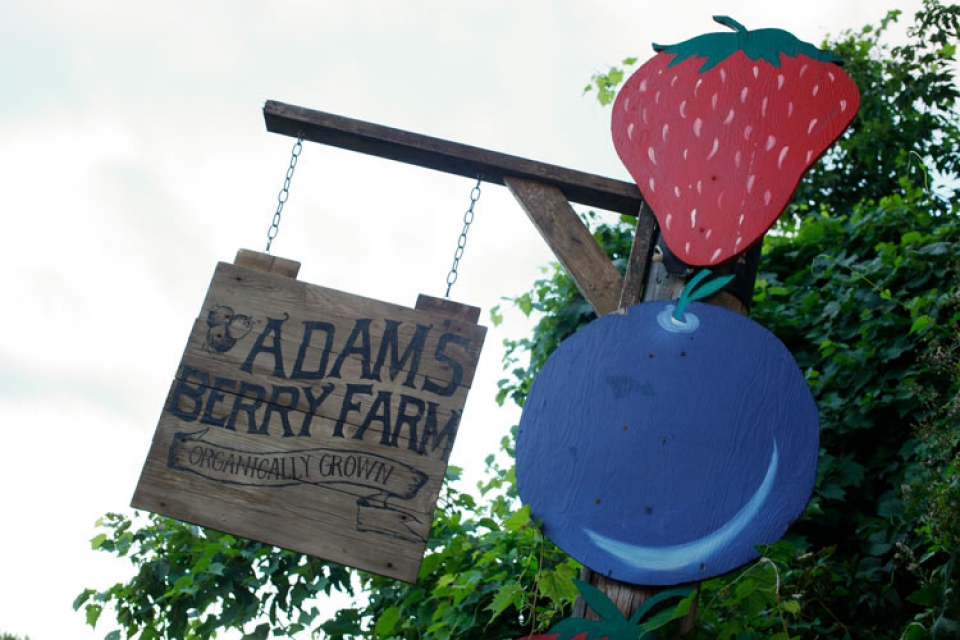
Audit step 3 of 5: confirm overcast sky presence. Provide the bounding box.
[0,1,922,638]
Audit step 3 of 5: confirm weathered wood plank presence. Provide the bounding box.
[174,318,473,447]
[263,100,645,215]
[156,380,449,514]
[204,262,486,375]
[415,294,481,324]
[133,415,431,579]
[235,248,301,278]
[505,177,623,316]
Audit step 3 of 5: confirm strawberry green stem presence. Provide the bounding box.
[713,15,747,33]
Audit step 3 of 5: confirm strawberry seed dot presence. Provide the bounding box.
[707,138,720,161]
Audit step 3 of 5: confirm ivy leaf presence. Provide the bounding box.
[537,565,580,604]
[906,583,942,607]
[374,606,401,636]
[139,627,160,640]
[72,589,94,611]
[782,599,801,615]
[487,583,525,622]
[517,294,534,317]
[85,604,103,628]
[900,230,923,245]
[503,505,531,532]
[90,533,108,550]
[909,314,933,335]
[902,622,929,640]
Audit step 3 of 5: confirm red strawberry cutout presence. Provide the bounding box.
[612,16,859,266]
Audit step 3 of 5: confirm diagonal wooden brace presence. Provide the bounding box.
[505,177,626,316]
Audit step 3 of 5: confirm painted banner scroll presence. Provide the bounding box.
[133,249,486,582]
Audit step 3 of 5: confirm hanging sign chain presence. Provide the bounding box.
[265,133,304,253]
[445,176,483,298]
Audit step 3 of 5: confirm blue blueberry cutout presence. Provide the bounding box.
[516,299,818,585]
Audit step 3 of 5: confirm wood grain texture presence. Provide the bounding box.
[415,294,481,324]
[263,100,645,215]
[617,203,658,309]
[133,258,486,582]
[505,176,623,316]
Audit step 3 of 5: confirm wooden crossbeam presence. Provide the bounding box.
[263,100,644,216]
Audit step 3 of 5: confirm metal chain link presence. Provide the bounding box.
[265,133,304,253]
[445,177,483,298]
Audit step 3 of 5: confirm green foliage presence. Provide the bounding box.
[691,542,805,640]
[78,468,581,639]
[1,633,32,640]
[79,3,960,639]
[583,58,638,106]
[794,1,960,217]
[345,465,581,639]
[744,194,959,638]
[74,512,355,639]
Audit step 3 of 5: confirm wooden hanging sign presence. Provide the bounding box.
[132,249,486,582]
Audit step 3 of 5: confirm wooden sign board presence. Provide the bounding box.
[133,249,486,582]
